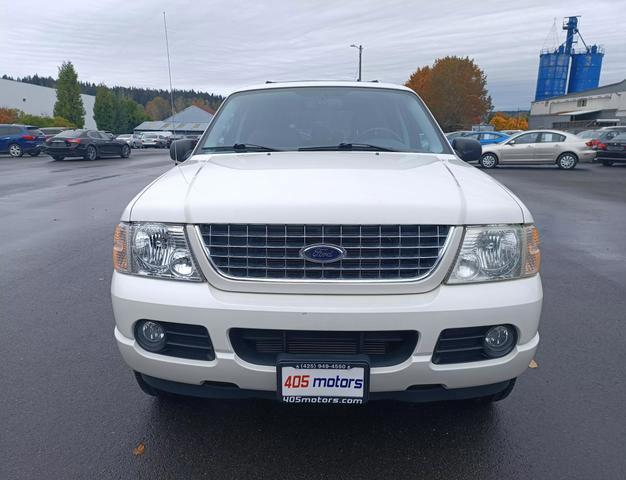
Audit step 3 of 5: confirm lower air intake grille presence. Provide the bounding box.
[148,321,215,361]
[230,329,418,367]
[432,326,516,365]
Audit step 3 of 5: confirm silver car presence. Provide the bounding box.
[479,130,596,170]
[116,134,142,149]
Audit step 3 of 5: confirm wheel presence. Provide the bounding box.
[601,160,614,167]
[557,152,578,169]
[52,155,65,161]
[134,371,165,397]
[479,153,498,169]
[473,379,517,404]
[121,144,131,158]
[84,145,97,161]
[8,143,23,157]
[28,150,41,157]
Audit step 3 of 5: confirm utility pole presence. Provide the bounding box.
[350,44,363,81]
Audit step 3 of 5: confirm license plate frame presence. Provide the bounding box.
[277,354,370,405]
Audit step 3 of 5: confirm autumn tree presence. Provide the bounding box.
[145,96,172,120]
[53,61,85,127]
[489,112,528,131]
[405,56,492,132]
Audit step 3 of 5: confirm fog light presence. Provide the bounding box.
[483,325,515,358]
[136,320,166,352]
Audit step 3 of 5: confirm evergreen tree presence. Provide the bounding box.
[93,84,115,131]
[53,62,85,127]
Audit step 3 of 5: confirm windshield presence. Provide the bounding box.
[198,87,449,154]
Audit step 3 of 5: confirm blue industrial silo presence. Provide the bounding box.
[533,16,604,101]
[568,45,604,94]
[535,46,570,101]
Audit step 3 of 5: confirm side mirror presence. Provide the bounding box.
[451,137,481,162]
[170,139,196,163]
[507,140,516,145]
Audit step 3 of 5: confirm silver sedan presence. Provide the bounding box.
[479,130,596,170]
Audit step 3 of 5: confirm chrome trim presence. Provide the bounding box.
[193,225,456,285]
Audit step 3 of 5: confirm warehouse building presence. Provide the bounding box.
[134,105,214,136]
[0,78,96,128]
[529,79,626,131]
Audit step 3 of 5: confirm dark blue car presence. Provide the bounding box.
[0,124,46,157]
[463,131,510,145]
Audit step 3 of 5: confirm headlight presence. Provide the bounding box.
[447,225,540,284]
[113,222,202,281]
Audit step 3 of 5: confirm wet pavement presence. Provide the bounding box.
[1,151,625,479]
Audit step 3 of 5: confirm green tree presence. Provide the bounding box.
[53,61,85,127]
[93,84,115,131]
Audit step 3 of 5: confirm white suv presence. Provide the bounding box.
[112,82,542,405]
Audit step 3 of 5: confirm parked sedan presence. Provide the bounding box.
[479,130,595,169]
[141,133,168,148]
[463,131,510,145]
[116,134,143,148]
[444,130,473,140]
[0,124,46,157]
[578,130,620,150]
[595,133,626,166]
[44,129,131,161]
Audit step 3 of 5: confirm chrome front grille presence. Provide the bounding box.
[198,224,451,281]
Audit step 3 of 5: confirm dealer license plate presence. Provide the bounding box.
[277,355,369,405]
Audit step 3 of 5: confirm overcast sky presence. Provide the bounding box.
[3,0,626,109]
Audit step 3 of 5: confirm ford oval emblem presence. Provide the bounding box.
[300,244,346,263]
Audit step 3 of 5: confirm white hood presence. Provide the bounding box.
[127,152,526,225]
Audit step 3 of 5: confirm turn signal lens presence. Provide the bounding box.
[113,223,129,272]
[522,225,540,277]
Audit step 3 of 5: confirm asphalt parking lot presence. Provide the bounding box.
[1,150,625,479]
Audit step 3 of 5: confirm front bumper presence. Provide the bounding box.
[112,272,542,394]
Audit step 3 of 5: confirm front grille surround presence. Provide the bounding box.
[198,224,453,283]
[230,328,419,367]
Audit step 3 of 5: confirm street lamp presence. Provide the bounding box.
[350,44,363,82]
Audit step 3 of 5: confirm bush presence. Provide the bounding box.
[0,108,76,128]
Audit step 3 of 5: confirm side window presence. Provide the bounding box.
[88,131,101,140]
[540,132,566,143]
[0,126,8,135]
[483,133,499,140]
[8,126,22,135]
[512,133,538,144]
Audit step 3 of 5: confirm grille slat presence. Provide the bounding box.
[200,224,450,281]
[230,329,418,367]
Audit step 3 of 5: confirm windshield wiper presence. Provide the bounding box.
[202,143,281,152]
[299,143,397,152]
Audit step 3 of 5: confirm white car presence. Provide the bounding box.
[112,82,542,405]
[116,134,142,149]
[479,130,596,169]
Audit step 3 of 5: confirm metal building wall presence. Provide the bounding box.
[568,47,604,94]
[534,49,570,101]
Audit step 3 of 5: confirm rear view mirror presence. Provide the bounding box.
[451,137,481,162]
[170,139,196,163]
[507,140,516,145]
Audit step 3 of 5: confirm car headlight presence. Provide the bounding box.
[113,222,202,281]
[447,225,540,284]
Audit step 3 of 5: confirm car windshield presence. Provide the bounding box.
[54,130,83,138]
[198,87,449,154]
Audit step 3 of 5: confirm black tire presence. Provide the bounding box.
[473,379,517,404]
[134,371,164,397]
[28,150,41,157]
[479,152,498,169]
[84,144,97,161]
[601,160,614,167]
[8,143,23,157]
[556,152,578,169]
[52,155,65,161]
[121,144,131,158]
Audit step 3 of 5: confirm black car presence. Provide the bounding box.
[44,129,131,161]
[596,133,626,166]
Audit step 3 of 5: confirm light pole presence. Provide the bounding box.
[350,44,363,81]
